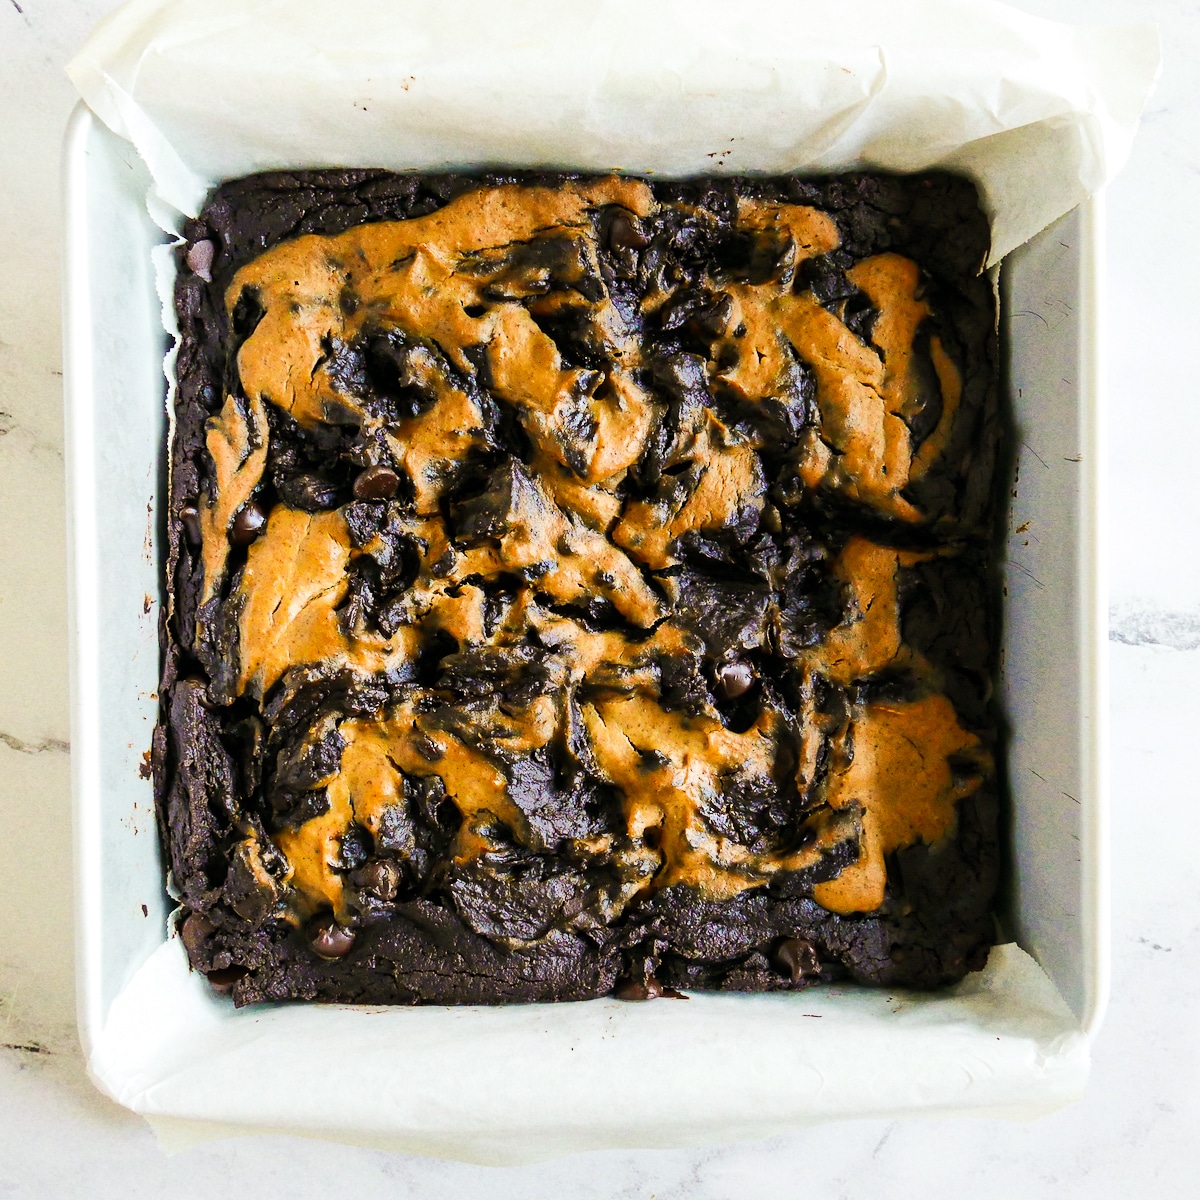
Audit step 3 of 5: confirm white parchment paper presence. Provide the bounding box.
[95,940,1086,1162]
[68,0,1158,262]
[64,0,1153,1158]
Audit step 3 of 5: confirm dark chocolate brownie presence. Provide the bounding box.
[155,170,1001,1006]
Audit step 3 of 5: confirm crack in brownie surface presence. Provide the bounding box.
[158,170,1001,1005]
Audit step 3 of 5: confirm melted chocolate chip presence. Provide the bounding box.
[431,546,458,577]
[309,915,357,959]
[352,465,401,499]
[278,473,340,511]
[229,500,267,546]
[338,824,372,870]
[775,937,820,983]
[690,293,734,340]
[714,660,755,700]
[613,975,664,1001]
[658,288,704,332]
[608,211,649,252]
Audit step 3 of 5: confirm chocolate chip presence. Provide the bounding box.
[775,937,820,983]
[186,239,215,282]
[352,465,400,499]
[361,859,401,902]
[715,660,755,700]
[205,965,247,994]
[229,500,267,546]
[180,504,202,546]
[180,912,214,965]
[608,211,649,252]
[614,975,664,1001]
[309,915,356,960]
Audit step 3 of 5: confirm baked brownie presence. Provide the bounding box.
[155,170,1001,1006]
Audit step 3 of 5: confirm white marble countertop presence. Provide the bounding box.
[1,0,1196,1194]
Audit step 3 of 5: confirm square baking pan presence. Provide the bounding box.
[63,101,1107,1158]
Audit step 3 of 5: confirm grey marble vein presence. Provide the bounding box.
[1109,607,1200,652]
[0,731,70,755]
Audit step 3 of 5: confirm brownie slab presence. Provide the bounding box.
[157,169,1001,1005]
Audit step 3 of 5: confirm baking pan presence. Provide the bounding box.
[63,99,1105,1157]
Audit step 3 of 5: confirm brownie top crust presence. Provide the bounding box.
[161,170,1001,1004]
